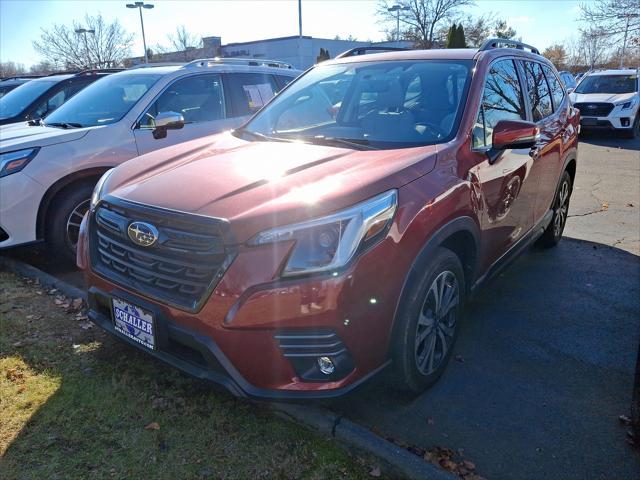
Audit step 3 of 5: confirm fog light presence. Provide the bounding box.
[621,118,630,127]
[317,356,335,375]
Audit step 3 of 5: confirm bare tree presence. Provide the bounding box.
[0,61,27,78]
[377,0,474,49]
[158,25,203,61]
[460,14,517,47]
[580,27,610,69]
[32,14,133,69]
[580,0,640,66]
[543,44,568,69]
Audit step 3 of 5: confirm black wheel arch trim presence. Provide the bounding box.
[36,166,112,239]
[387,216,480,354]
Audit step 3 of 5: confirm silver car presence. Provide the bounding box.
[0,59,300,260]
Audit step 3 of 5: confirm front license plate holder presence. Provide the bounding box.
[112,297,156,350]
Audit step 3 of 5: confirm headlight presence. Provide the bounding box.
[250,190,397,276]
[620,99,637,110]
[90,168,115,210]
[0,148,40,178]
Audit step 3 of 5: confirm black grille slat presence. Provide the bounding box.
[275,330,347,358]
[90,200,235,311]
[574,102,614,117]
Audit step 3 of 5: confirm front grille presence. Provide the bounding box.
[274,329,346,357]
[573,102,614,117]
[90,198,236,311]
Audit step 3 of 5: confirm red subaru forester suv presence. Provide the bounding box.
[78,40,579,399]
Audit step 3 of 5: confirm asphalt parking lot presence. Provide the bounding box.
[3,132,639,479]
[329,133,640,480]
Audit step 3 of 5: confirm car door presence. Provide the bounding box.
[134,73,237,155]
[520,61,565,224]
[469,58,538,271]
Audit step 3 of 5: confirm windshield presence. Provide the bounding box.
[238,60,472,149]
[44,73,162,127]
[0,80,56,119]
[575,74,638,94]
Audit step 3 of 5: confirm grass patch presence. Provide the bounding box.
[0,271,385,479]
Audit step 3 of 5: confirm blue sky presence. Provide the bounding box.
[1,0,587,67]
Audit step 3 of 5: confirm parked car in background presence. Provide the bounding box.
[0,69,120,125]
[78,40,579,399]
[0,75,43,98]
[0,59,300,261]
[570,69,639,138]
[558,70,577,91]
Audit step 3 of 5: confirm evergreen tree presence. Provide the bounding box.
[446,23,457,48]
[456,24,467,48]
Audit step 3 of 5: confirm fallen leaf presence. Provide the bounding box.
[368,466,381,477]
[17,385,26,394]
[79,321,93,330]
[145,422,160,430]
[619,414,632,426]
[455,354,465,363]
[72,298,83,310]
[48,288,58,295]
[463,460,476,470]
[54,298,64,305]
[627,203,634,207]
[12,341,23,348]
[601,202,609,211]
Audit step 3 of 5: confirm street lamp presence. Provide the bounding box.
[387,4,410,42]
[75,28,95,69]
[126,1,154,64]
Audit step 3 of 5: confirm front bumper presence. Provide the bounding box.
[0,172,45,248]
[79,211,404,399]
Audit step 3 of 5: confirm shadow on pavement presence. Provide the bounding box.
[578,131,640,151]
[326,238,640,480]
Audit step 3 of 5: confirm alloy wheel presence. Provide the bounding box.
[66,199,90,252]
[553,179,570,237]
[414,270,460,375]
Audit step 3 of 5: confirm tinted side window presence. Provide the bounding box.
[523,61,553,121]
[275,75,295,91]
[140,74,225,128]
[473,59,526,149]
[543,65,565,110]
[227,73,278,116]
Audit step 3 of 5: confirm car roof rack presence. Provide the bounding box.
[183,57,294,70]
[0,75,44,81]
[128,62,186,69]
[335,46,409,59]
[479,38,540,55]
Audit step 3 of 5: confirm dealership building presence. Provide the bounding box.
[128,35,411,70]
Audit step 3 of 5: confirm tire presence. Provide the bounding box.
[46,182,94,264]
[390,247,466,394]
[537,170,572,249]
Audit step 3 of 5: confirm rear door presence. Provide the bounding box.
[520,61,565,224]
[224,72,279,123]
[134,73,236,155]
[469,58,538,271]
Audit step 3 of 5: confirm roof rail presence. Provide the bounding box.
[335,46,409,59]
[128,62,186,69]
[75,68,124,75]
[479,38,540,55]
[183,57,294,70]
[0,75,44,81]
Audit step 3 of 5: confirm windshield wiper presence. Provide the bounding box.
[233,127,291,143]
[303,136,378,150]
[45,122,83,129]
[27,118,43,126]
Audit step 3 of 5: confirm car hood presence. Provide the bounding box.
[0,122,89,151]
[570,92,637,104]
[105,132,438,242]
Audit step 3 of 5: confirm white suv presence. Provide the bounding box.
[569,69,639,138]
[0,59,300,260]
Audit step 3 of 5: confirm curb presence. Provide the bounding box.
[0,255,86,301]
[0,254,455,480]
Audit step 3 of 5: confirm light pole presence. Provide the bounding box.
[126,1,154,64]
[75,27,95,69]
[387,4,410,42]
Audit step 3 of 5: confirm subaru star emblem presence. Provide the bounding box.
[127,222,159,247]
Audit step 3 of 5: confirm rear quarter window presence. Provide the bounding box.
[543,65,565,111]
[523,61,553,121]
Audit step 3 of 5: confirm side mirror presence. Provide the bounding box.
[153,111,185,139]
[567,87,574,94]
[487,119,539,164]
